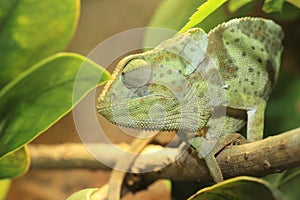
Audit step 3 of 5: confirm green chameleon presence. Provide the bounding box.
[97,17,283,183]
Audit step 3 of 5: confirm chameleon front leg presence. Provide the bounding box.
[226,91,267,142]
[191,133,247,183]
[190,134,247,183]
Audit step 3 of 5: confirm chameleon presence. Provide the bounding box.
[97,17,283,190]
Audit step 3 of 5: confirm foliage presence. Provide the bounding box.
[0,0,110,188]
[1,0,299,199]
[189,176,287,200]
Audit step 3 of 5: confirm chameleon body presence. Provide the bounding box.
[97,18,283,183]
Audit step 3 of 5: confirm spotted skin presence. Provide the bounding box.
[98,17,283,183]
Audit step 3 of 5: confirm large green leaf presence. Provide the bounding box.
[0,179,11,200]
[189,176,288,200]
[179,0,227,33]
[148,0,205,32]
[0,146,29,179]
[0,53,111,158]
[147,0,229,34]
[264,166,300,200]
[0,0,80,88]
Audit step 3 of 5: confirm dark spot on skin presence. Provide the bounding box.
[198,92,204,98]
[160,65,163,68]
[254,91,258,95]
[251,82,254,85]
[176,86,183,92]
[257,71,260,75]
[257,58,263,63]
[225,41,229,45]
[245,78,248,82]
[238,80,242,84]
[243,88,247,93]
[251,46,255,50]
[178,70,182,74]
[234,89,238,92]
[167,69,172,74]
[242,51,246,57]
[266,59,276,88]
[230,29,234,32]
[228,59,233,63]
[234,38,240,43]
[248,68,254,72]
[261,48,264,52]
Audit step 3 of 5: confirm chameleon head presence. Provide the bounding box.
[97,28,213,132]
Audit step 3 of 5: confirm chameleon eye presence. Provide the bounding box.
[121,59,152,89]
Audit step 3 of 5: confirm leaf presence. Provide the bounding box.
[188,176,288,200]
[0,179,11,200]
[179,0,227,33]
[0,53,111,158]
[67,188,98,200]
[228,0,253,12]
[262,0,285,13]
[0,0,80,88]
[264,166,300,200]
[0,146,29,179]
[287,0,300,8]
[148,0,205,31]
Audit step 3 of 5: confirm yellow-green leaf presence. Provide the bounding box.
[0,146,29,179]
[0,53,110,158]
[228,0,252,12]
[287,0,300,8]
[67,188,98,200]
[0,179,11,199]
[0,0,80,88]
[179,0,227,33]
[189,176,288,200]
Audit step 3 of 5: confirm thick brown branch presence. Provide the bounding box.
[28,127,300,182]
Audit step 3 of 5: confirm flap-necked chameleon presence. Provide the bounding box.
[97,17,284,183]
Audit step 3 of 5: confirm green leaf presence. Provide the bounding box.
[228,0,252,12]
[287,0,300,8]
[263,0,285,13]
[0,53,111,158]
[0,179,11,200]
[264,166,300,200]
[148,0,205,31]
[188,176,288,200]
[0,0,80,88]
[179,0,227,33]
[67,188,98,200]
[0,146,29,179]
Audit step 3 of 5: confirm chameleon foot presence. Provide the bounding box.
[203,133,247,183]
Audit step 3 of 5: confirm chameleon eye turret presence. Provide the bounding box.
[121,59,152,90]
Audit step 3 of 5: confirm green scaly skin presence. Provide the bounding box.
[97,17,283,184]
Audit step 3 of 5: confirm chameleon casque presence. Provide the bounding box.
[97,17,284,184]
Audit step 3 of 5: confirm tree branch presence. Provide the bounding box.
[28,127,300,183]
